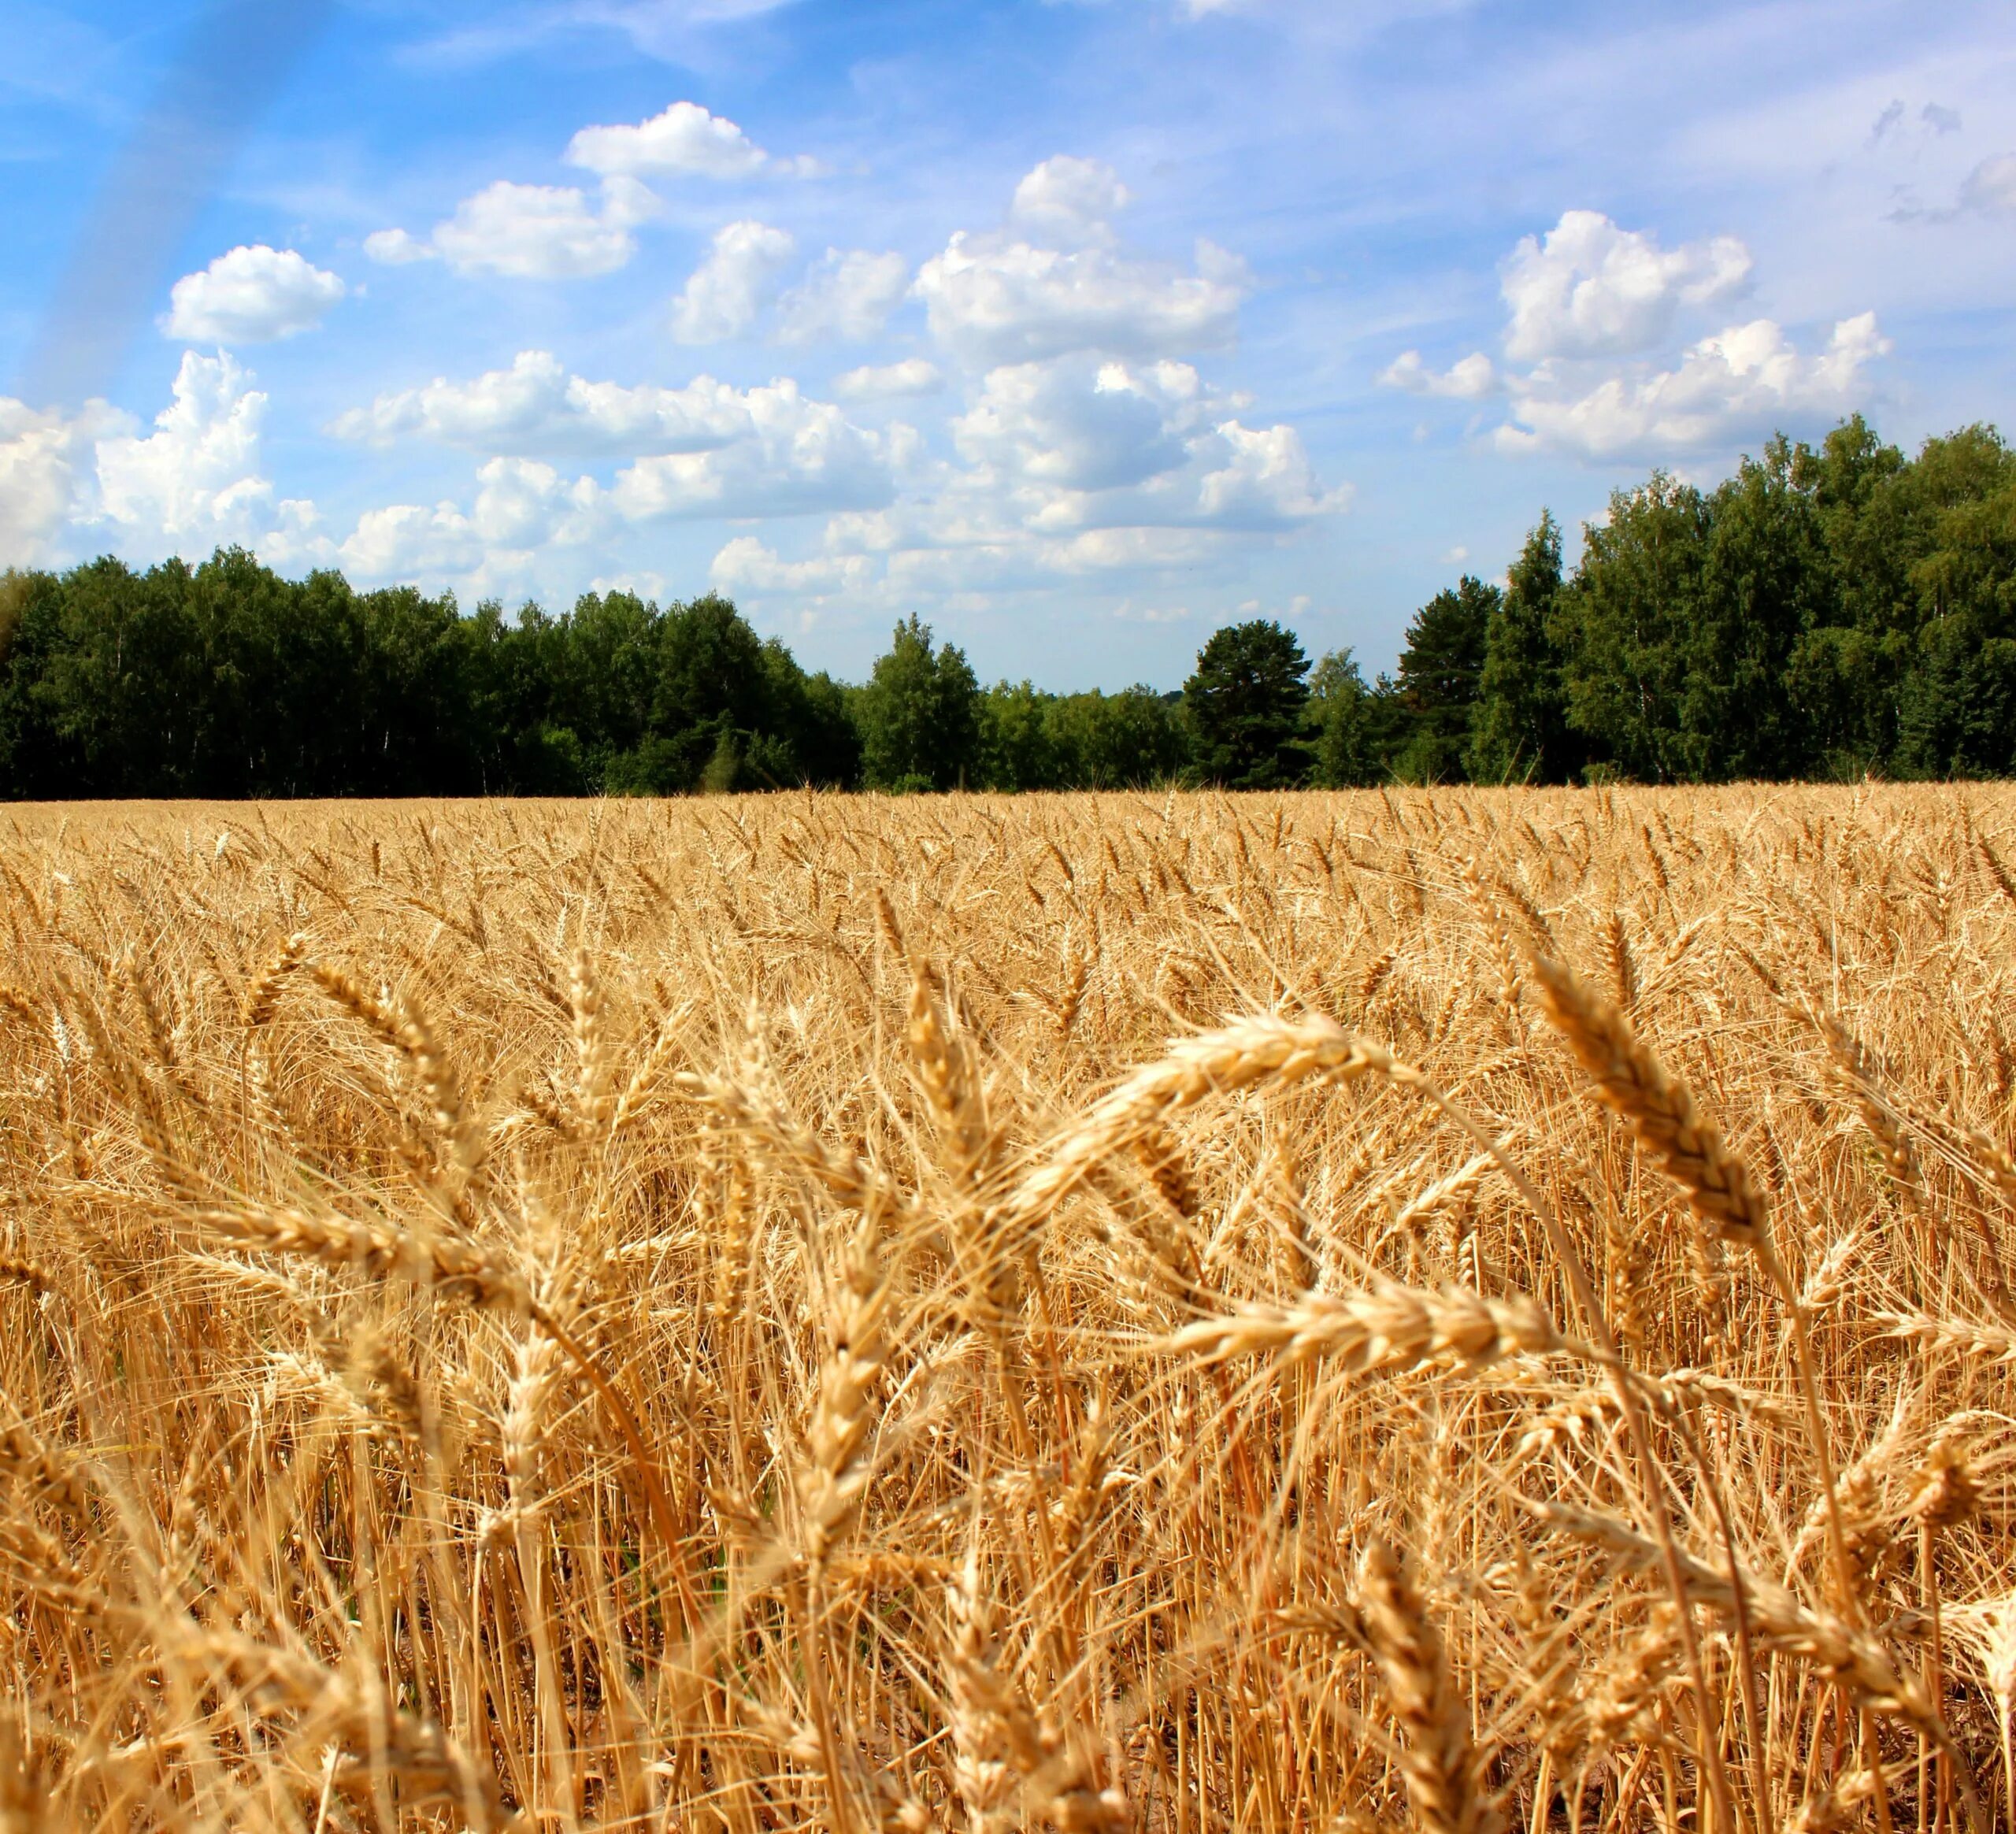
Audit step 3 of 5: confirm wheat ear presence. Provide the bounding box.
[1358,1537,1500,1834]
[1527,950,1768,1250]
[1169,1277,1572,1376]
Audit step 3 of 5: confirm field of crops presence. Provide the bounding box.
[2,787,2014,1834]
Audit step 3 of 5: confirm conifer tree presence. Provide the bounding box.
[1467,511,1575,783]
[1183,620,1311,787]
[1392,576,1495,782]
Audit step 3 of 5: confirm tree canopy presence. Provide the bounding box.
[1182,620,1312,788]
[6,413,2016,796]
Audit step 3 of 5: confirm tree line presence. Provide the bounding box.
[1,413,2010,797]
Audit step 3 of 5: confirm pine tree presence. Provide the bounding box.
[1183,620,1311,787]
[1466,512,1575,784]
[1392,576,1495,782]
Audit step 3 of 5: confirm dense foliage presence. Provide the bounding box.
[1312,415,2016,785]
[2,414,2013,795]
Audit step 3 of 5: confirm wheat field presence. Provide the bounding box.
[1,787,2014,1834]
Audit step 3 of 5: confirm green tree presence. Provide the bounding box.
[1780,418,1912,776]
[1892,431,2016,776]
[617,592,780,791]
[858,615,981,791]
[0,568,75,798]
[1392,576,1496,782]
[980,681,1064,790]
[1467,513,1577,784]
[1306,649,1408,787]
[1686,438,1836,780]
[1557,473,1710,781]
[1050,687,1190,787]
[787,668,865,789]
[1183,620,1311,788]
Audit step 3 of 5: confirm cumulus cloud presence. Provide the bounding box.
[1,360,328,571]
[340,458,606,583]
[775,249,910,343]
[950,358,1347,531]
[164,246,346,344]
[955,358,1198,493]
[607,379,893,518]
[709,535,873,595]
[1497,313,1891,459]
[1194,421,1356,525]
[1377,349,1498,398]
[1382,209,1886,466]
[566,99,819,180]
[94,350,284,550]
[1501,209,1752,362]
[817,357,1351,565]
[332,350,892,524]
[910,157,1247,367]
[832,517,1235,599]
[1010,156,1130,244]
[331,349,758,456]
[436,180,649,278]
[672,220,796,343]
[361,99,809,285]
[339,501,483,582]
[369,176,656,279]
[0,397,128,566]
[832,358,944,400]
[916,230,1247,367]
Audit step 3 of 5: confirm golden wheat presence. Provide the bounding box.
[0,785,2010,1833]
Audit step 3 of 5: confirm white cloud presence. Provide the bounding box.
[1010,156,1130,245]
[788,357,1347,614]
[672,220,796,343]
[775,249,910,343]
[331,349,758,457]
[1501,209,1752,362]
[337,458,608,585]
[955,358,1198,492]
[1194,421,1356,525]
[1497,313,1891,459]
[362,228,434,265]
[436,180,643,278]
[2,361,332,572]
[915,230,1247,366]
[949,357,1350,532]
[1377,349,1498,397]
[164,246,346,344]
[369,178,653,279]
[1033,526,1227,576]
[467,456,607,546]
[0,398,128,566]
[832,358,944,400]
[709,535,873,595]
[1385,209,1885,466]
[93,350,279,550]
[908,158,1247,366]
[566,99,819,180]
[1961,154,2016,215]
[359,101,814,291]
[332,354,892,525]
[340,501,483,581]
[607,379,892,517]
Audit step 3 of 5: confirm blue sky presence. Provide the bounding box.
[2,0,2012,687]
